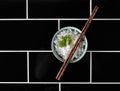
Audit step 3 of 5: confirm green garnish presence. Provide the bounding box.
[58,35,72,47]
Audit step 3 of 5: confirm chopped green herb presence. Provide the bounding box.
[58,35,72,47]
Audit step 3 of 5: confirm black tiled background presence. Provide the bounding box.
[62,84,120,91]
[93,0,120,18]
[0,0,120,90]
[0,84,120,91]
[93,53,120,82]
[29,0,89,18]
[0,21,57,50]
[0,84,58,91]
[1,20,120,50]
[87,21,120,50]
[0,0,26,18]
[29,52,90,82]
[60,20,120,50]
[0,52,27,82]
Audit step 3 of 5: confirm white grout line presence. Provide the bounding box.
[59,82,90,84]
[26,0,28,19]
[22,18,88,20]
[93,18,120,21]
[90,0,92,15]
[27,52,29,83]
[0,19,27,20]
[0,18,87,21]
[0,50,120,53]
[56,82,120,84]
[0,50,52,52]
[87,50,120,53]
[0,18,120,21]
[90,52,92,83]
[0,51,28,52]
[0,82,120,84]
[28,50,53,52]
[91,82,120,84]
[0,82,28,84]
[58,19,60,30]
[59,83,61,91]
[28,82,59,84]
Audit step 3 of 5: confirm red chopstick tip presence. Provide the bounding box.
[56,77,60,81]
[56,75,61,81]
[56,72,62,80]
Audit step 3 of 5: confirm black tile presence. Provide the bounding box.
[93,0,120,18]
[0,0,26,18]
[0,52,27,82]
[60,20,86,30]
[87,21,120,50]
[93,52,120,82]
[29,0,89,18]
[61,52,90,82]
[29,52,90,82]
[28,84,59,91]
[0,84,58,91]
[60,20,120,50]
[62,84,89,91]
[0,84,28,91]
[0,20,57,50]
[29,52,61,82]
[61,84,120,91]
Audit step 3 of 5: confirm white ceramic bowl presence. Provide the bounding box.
[51,26,88,63]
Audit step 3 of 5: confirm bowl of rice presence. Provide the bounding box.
[51,26,88,63]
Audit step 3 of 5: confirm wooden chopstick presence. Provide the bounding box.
[56,5,99,81]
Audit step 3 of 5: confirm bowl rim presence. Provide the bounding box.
[51,26,88,63]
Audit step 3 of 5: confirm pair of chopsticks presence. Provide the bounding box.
[56,5,99,81]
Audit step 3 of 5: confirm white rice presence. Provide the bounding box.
[54,28,85,60]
